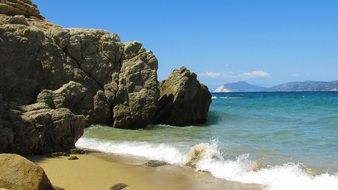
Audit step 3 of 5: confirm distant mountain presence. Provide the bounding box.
[214,81,267,92]
[214,81,338,92]
[270,81,338,92]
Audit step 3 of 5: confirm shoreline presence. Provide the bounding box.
[30,152,262,190]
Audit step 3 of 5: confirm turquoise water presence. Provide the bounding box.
[210,92,338,172]
[76,92,338,189]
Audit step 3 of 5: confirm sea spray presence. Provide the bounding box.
[76,137,185,164]
[76,137,338,190]
[184,140,223,168]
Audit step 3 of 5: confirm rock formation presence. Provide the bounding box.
[0,0,211,155]
[154,67,212,126]
[0,0,42,18]
[0,0,159,128]
[0,0,160,154]
[0,154,55,190]
[107,42,159,129]
[0,84,85,155]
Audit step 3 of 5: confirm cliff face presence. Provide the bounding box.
[0,0,159,129]
[0,0,159,154]
[0,0,211,155]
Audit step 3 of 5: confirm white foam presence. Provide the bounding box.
[76,137,184,164]
[211,96,241,100]
[76,137,338,190]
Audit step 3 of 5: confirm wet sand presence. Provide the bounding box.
[31,153,262,190]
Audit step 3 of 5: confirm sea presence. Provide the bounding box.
[76,92,338,190]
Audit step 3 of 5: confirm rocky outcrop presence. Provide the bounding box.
[17,104,85,154]
[0,0,211,155]
[0,0,161,155]
[154,67,211,126]
[107,42,159,129]
[0,0,159,129]
[0,84,85,154]
[0,0,42,19]
[36,81,89,119]
[0,154,55,190]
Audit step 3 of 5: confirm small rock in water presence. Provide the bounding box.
[70,148,86,154]
[145,160,168,167]
[50,152,69,157]
[109,183,127,190]
[68,156,79,160]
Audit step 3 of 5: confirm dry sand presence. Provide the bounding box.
[31,153,262,190]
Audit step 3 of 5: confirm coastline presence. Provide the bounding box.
[30,152,262,190]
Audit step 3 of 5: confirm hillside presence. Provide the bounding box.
[214,81,267,92]
[270,81,338,91]
[214,81,338,92]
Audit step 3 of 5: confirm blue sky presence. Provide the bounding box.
[34,0,338,89]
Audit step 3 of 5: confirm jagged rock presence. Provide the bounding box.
[37,81,88,109]
[0,24,53,104]
[15,104,85,154]
[154,67,211,126]
[0,154,55,190]
[0,0,211,156]
[0,1,159,130]
[92,90,111,124]
[36,81,91,119]
[0,92,85,155]
[0,0,42,19]
[110,42,159,129]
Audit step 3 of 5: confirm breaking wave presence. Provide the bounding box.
[76,137,338,190]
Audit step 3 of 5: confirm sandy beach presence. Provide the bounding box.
[30,153,262,190]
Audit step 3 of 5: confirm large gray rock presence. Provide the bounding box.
[0,82,86,154]
[0,154,55,190]
[154,67,211,126]
[17,104,85,154]
[36,81,90,119]
[0,94,85,155]
[0,0,211,156]
[107,42,159,129]
[0,0,159,131]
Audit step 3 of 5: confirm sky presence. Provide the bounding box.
[34,0,338,90]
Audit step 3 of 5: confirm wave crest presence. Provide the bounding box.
[76,137,338,190]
